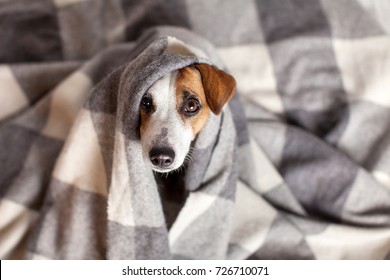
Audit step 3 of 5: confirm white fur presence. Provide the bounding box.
[141,72,194,173]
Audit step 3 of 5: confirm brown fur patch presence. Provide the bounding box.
[139,92,156,138]
[140,108,150,138]
[176,66,210,135]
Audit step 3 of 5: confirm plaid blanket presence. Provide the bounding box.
[1,0,390,259]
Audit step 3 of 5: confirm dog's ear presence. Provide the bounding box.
[195,64,236,115]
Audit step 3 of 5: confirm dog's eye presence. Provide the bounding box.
[141,95,153,112]
[183,98,201,115]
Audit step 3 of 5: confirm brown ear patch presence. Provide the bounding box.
[194,63,236,115]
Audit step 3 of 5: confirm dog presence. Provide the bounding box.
[139,63,236,228]
[139,63,236,174]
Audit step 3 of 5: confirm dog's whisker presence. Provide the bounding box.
[184,148,198,165]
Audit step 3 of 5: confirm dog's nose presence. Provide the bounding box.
[149,147,175,168]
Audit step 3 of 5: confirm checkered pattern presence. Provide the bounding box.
[0,0,390,260]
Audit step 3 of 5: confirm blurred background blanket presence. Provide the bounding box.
[1,0,390,259]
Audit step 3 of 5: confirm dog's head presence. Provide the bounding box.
[139,63,236,173]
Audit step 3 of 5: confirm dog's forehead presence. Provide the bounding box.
[147,71,176,100]
[177,66,201,83]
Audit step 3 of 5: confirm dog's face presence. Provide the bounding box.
[139,63,236,173]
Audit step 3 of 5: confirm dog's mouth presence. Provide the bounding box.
[150,166,178,173]
[149,163,182,174]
